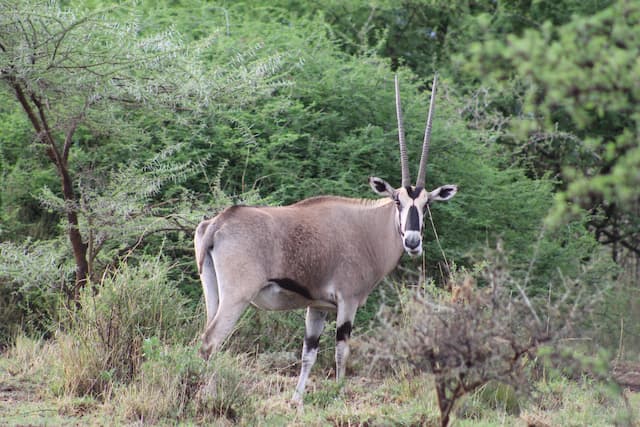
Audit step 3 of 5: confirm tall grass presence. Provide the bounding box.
[113,341,252,424]
[4,335,55,379]
[51,256,198,398]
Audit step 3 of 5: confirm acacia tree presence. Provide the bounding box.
[0,1,283,300]
[464,0,640,263]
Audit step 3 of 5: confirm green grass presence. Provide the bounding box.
[1,336,637,426]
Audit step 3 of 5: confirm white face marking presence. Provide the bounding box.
[394,187,429,257]
[369,177,457,257]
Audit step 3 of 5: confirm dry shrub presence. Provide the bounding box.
[368,279,543,426]
[361,245,614,427]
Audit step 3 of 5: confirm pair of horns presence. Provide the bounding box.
[395,73,437,188]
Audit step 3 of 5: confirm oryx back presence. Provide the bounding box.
[197,197,400,315]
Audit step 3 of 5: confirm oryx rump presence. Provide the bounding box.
[195,74,457,405]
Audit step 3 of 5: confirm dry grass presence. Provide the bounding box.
[1,335,638,426]
[5,335,54,378]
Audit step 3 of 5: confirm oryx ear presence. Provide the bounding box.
[369,177,395,198]
[429,184,458,202]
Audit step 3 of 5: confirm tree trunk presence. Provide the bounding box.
[10,79,89,300]
[60,164,89,300]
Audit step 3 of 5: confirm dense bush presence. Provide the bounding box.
[2,0,627,291]
[0,240,72,346]
[462,0,640,261]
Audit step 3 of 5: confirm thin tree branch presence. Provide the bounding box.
[63,98,89,162]
[30,92,64,168]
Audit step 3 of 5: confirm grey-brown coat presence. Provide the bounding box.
[194,74,458,405]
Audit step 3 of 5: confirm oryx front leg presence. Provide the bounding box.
[335,302,357,382]
[292,308,328,406]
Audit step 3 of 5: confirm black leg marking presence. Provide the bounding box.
[304,335,320,350]
[336,321,352,342]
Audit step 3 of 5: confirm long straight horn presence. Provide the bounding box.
[416,73,438,188]
[395,74,411,187]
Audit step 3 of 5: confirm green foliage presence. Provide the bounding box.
[53,257,197,397]
[0,103,59,240]
[39,143,206,276]
[463,0,640,258]
[248,0,612,79]
[0,0,287,296]
[0,239,71,345]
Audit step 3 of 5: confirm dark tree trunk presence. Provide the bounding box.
[60,164,89,299]
[10,79,89,300]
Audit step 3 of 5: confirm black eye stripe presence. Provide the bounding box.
[407,206,420,231]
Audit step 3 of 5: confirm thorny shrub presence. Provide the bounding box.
[361,244,619,427]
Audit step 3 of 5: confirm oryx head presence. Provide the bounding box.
[370,74,457,257]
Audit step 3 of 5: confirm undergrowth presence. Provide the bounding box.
[1,249,637,426]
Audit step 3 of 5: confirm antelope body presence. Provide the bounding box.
[195,75,457,404]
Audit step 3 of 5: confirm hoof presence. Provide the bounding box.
[291,393,304,411]
[199,344,212,361]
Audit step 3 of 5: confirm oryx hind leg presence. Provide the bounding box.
[199,297,249,360]
[199,263,260,360]
[292,307,328,405]
[200,249,219,325]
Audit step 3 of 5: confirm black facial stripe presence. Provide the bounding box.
[405,186,424,199]
[304,335,320,350]
[336,321,352,342]
[269,278,312,300]
[407,205,420,231]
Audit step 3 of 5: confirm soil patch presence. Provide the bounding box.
[613,361,640,391]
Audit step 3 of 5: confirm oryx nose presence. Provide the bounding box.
[404,234,420,249]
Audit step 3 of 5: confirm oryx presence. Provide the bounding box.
[195,74,457,405]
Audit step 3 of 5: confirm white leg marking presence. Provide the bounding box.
[335,340,350,381]
[292,308,327,405]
